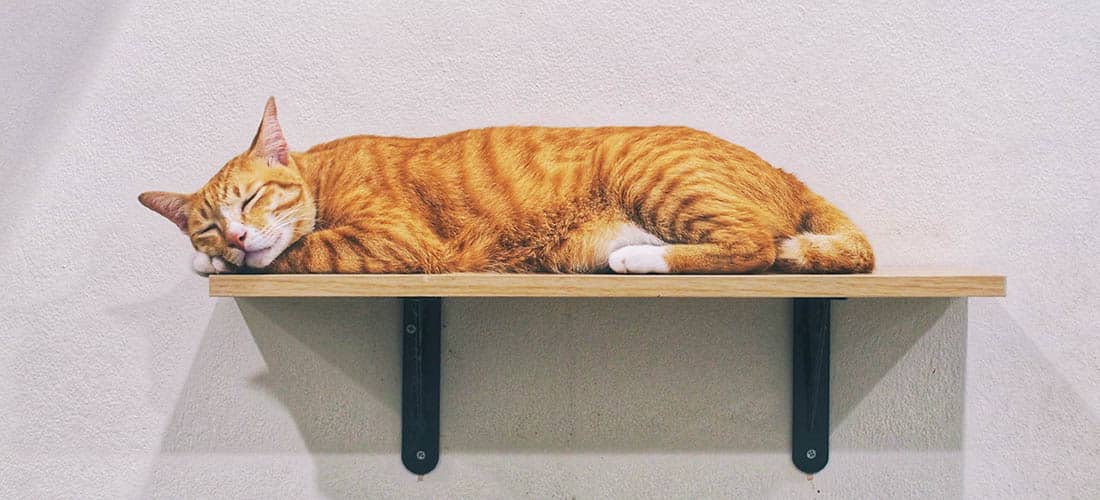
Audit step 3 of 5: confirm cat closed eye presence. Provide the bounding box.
[241,186,265,212]
[192,225,219,237]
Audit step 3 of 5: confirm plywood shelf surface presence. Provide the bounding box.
[209,269,1005,298]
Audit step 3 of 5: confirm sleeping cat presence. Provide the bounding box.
[140,97,873,274]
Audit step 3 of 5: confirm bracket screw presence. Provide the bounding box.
[406,324,417,334]
[416,450,427,460]
[806,449,817,459]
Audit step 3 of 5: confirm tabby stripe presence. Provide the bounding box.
[291,240,309,271]
[597,137,616,174]
[389,232,425,269]
[682,213,725,239]
[650,149,709,172]
[324,162,343,215]
[256,180,300,191]
[549,170,566,195]
[272,191,302,212]
[369,140,394,195]
[665,193,706,235]
[483,128,524,216]
[628,197,647,222]
[605,135,644,187]
[617,156,660,196]
[635,165,680,210]
[339,229,371,272]
[569,156,588,193]
[361,225,417,255]
[554,149,580,163]
[639,152,710,199]
[648,174,692,223]
[391,142,415,202]
[328,231,363,273]
[615,132,638,168]
[319,236,338,272]
[626,138,695,183]
[521,134,546,181]
[457,132,490,218]
[391,140,444,239]
[393,145,429,239]
[313,169,325,218]
[424,134,467,238]
[415,186,449,240]
[652,132,681,149]
[624,172,667,225]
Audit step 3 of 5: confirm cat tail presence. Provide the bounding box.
[774,192,875,273]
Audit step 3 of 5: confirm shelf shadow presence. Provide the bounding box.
[229,296,958,453]
[149,296,961,496]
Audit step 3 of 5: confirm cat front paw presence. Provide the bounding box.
[608,245,670,274]
[192,251,231,276]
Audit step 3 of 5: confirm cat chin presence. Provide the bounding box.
[243,232,289,268]
[244,246,279,268]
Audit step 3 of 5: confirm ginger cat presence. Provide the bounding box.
[140,98,873,274]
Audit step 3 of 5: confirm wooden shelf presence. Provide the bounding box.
[207,268,1004,476]
[209,269,1005,298]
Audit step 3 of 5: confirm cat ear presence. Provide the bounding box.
[139,191,191,232]
[249,96,289,166]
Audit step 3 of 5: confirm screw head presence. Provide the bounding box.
[415,450,427,460]
[405,324,417,334]
[806,449,817,459]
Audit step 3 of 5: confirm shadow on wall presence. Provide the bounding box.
[150,297,963,493]
[231,297,960,452]
[963,300,1100,498]
[0,1,124,245]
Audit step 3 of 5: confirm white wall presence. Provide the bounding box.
[2,1,1096,498]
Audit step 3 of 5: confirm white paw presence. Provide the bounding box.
[192,252,229,275]
[211,256,230,273]
[777,237,805,266]
[779,234,837,267]
[608,245,669,274]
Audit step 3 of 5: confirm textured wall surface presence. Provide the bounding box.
[2,1,1097,498]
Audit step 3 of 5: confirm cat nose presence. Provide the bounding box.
[226,226,247,250]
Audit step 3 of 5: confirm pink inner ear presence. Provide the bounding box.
[139,191,189,231]
[255,97,288,166]
[261,123,288,165]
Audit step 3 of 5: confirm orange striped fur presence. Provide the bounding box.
[140,98,873,274]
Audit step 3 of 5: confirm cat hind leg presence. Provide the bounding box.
[622,200,779,274]
[662,228,776,273]
[606,226,776,274]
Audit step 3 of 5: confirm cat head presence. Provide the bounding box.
[139,97,316,269]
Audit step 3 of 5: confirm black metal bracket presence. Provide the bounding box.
[401,297,442,475]
[399,296,840,476]
[791,298,835,474]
